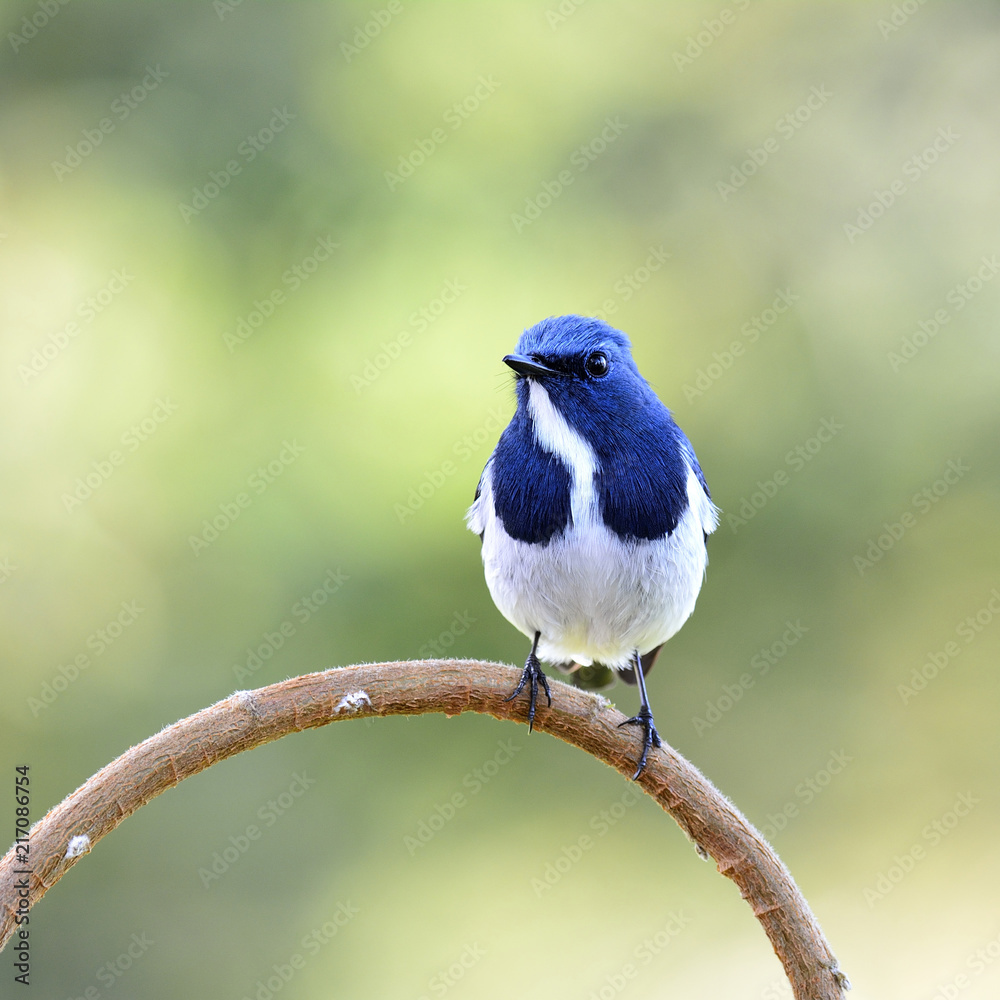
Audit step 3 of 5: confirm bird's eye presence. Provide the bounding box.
[585,352,609,378]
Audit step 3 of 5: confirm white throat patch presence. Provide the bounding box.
[527,380,598,527]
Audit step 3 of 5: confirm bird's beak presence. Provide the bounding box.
[503,353,564,378]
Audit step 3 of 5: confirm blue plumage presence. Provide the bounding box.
[491,406,572,544]
[468,315,718,779]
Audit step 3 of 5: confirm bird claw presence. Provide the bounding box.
[504,652,551,731]
[618,705,662,779]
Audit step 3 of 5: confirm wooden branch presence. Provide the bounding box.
[0,660,849,998]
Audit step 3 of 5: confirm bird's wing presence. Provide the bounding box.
[679,436,720,538]
[465,459,491,539]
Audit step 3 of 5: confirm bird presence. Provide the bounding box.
[466,315,718,779]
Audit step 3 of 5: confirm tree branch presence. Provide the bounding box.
[1,660,849,998]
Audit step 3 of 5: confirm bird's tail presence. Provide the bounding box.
[555,644,663,690]
[617,643,663,685]
[555,660,617,691]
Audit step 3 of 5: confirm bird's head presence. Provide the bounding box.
[504,315,654,430]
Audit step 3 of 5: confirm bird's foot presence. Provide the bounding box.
[618,704,662,780]
[504,652,551,732]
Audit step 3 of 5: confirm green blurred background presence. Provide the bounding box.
[2,2,999,998]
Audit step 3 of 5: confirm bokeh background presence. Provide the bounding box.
[2,2,999,998]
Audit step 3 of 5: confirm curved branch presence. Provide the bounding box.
[0,660,849,998]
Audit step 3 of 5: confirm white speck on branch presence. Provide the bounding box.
[334,690,372,714]
[64,835,91,860]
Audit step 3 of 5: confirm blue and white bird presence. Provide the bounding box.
[467,315,718,779]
